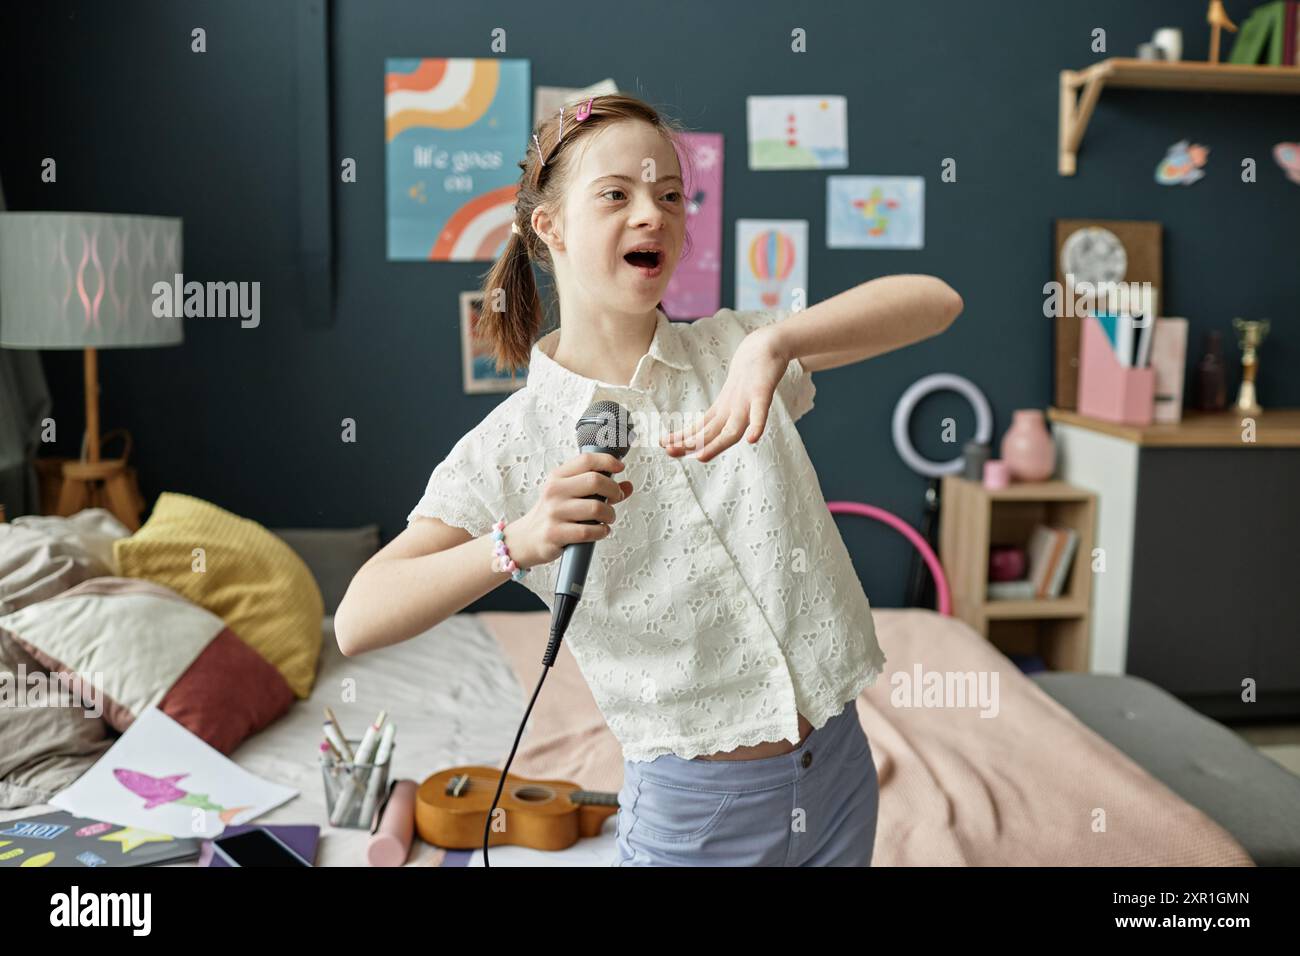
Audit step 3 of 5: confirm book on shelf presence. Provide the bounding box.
[1229,0,1287,65]
[987,579,1036,601]
[986,525,1079,601]
[1286,0,1298,65]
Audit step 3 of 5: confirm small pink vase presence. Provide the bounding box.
[999,409,1056,482]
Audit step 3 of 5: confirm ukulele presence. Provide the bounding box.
[415,767,619,852]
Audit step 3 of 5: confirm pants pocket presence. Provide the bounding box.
[629,774,736,844]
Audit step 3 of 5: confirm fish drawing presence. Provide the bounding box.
[1156,140,1209,186]
[113,769,251,824]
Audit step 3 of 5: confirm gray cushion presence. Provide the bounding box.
[1032,671,1300,866]
[270,525,379,614]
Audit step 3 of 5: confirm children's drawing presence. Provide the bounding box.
[50,707,296,839]
[114,769,251,823]
[735,219,808,311]
[827,176,925,249]
[747,96,847,170]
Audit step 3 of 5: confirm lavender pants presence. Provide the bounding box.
[611,698,879,866]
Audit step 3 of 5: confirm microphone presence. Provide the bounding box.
[543,400,634,666]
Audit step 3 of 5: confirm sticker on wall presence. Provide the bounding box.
[735,219,808,311]
[1155,140,1209,186]
[662,131,724,320]
[746,96,847,170]
[385,58,531,261]
[1273,142,1300,184]
[827,176,925,250]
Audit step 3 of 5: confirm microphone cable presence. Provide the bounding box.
[481,401,630,867]
[481,597,585,867]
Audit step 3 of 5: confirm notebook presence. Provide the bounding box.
[0,811,201,867]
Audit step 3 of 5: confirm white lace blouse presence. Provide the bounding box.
[407,306,887,762]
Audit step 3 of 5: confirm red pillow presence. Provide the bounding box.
[160,626,294,754]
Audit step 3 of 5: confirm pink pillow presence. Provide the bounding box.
[0,578,292,754]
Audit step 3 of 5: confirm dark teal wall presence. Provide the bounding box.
[3,0,1296,611]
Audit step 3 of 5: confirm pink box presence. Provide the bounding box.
[1077,315,1155,426]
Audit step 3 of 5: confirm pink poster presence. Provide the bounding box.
[662,132,723,320]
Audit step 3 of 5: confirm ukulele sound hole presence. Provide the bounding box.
[512,785,554,803]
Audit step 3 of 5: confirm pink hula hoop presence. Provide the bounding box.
[826,500,953,617]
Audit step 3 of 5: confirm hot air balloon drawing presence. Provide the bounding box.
[746,228,798,309]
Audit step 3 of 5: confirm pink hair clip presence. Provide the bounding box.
[556,98,594,146]
[533,98,593,172]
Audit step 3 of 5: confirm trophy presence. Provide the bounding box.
[1231,318,1270,416]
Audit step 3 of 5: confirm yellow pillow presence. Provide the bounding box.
[113,492,323,698]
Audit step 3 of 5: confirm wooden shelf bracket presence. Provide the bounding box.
[1059,69,1104,176]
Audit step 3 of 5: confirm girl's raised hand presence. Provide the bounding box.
[659,326,788,463]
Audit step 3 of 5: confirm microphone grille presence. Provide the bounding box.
[575,400,634,455]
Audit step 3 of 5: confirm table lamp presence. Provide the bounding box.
[0,212,183,530]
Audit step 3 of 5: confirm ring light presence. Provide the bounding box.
[891,373,993,477]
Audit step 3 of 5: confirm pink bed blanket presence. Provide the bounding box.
[477,608,1253,866]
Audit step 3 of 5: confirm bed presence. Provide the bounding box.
[6,606,1294,866]
[2,513,1296,866]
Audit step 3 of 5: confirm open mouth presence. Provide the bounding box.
[623,249,664,276]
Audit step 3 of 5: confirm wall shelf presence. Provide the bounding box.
[1058,57,1300,175]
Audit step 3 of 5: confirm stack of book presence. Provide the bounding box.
[987,525,1079,601]
[1229,1,1300,65]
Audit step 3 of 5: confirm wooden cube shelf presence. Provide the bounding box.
[939,476,1097,671]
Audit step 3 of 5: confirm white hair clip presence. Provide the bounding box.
[511,222,522,236]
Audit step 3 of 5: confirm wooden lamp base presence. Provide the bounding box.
[34,348,147,532]
[54,457,145,531]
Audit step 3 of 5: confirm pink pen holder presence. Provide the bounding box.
[1077,315,1156,426]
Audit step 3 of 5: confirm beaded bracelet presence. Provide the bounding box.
[490,518,528,582]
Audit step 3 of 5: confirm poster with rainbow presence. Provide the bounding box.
[386,58,530,261]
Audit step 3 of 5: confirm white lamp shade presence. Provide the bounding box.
[0,212,183,349]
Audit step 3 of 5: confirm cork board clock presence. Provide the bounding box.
[1052,219,1162,410]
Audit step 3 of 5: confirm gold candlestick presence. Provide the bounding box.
[1231,318,1270,416]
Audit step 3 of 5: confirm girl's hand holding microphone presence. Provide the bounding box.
[504,453,634,569]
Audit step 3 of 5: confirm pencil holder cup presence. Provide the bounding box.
[321,737,394,830]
